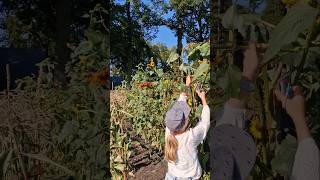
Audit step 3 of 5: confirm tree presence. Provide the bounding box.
[1,0,107,83]
[110,0,162,81]
[150,43,173,71]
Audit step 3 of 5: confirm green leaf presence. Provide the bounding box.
[114,163,125,172]
[188,48,201,61]
[271,135,297,177]
[0,149,13,177]
[58,121,77,143]
[221,5,245,35]
[167,52,179,63]
[86,30,104,45]
[193,63,209,81]
[199,42,210,57]
[187,42,210,61]
[72,41,93,58]
[263,2,319,63]
[155,68,164,77]
[179,63,193,74]
[217,65,241,98]
[21,153,74,175]
[279,51,301,66]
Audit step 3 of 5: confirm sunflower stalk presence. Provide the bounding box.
[293,20,319,84]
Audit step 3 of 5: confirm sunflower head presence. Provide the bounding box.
[147,57,155,69]
[188,98,193,106]
[249,116,262,140]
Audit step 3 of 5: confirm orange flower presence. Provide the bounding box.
[138,82,153,89]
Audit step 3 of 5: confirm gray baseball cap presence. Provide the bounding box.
[165,101,191,133]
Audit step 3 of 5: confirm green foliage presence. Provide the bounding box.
[188,42,210,61]
[271,135,297,177]
[193,63,210,81]
[217,64,242,98]
[222,4,270,42]
[111,43,212,178]
[0,150,13,178]
[0,5,109,179]
[222,5,245,34]
[263,2,319,63]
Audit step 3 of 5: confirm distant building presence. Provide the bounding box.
[0,48,45,90]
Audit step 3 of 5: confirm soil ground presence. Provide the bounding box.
[128,160,167,180]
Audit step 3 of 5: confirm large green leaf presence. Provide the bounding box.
[271,135,297,177]
[0,149,13,177]
[188,42,210,61]
[199,42,210,57]
[167,52,179,63]
[179,63,194,74]
[217,64,241,98]
[22,153,74,175]
[193,63,209,81]
[221,5,246,35]
[263,2,319,63]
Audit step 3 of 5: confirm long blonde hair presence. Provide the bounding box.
[165,133,179,162]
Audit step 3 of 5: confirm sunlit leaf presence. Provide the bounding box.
[193,63,209,81]
[167,52,179,63]
[263,2,319,63]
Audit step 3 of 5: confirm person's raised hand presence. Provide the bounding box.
[274,86,306,122]
[186,75,192,87]
[242,42,267,81]
[196,90,207,106]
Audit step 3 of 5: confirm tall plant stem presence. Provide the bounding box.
[6,64,29,180]
[293,21,318,84]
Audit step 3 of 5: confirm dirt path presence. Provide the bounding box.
[128,160,167,180]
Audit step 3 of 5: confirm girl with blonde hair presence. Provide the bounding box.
[164,75,210,180]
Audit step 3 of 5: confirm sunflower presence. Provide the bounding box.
[188,98,193,106]
[147,57,155,69]
[249,116,262,140]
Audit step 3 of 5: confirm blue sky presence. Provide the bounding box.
[149,0,267,48]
